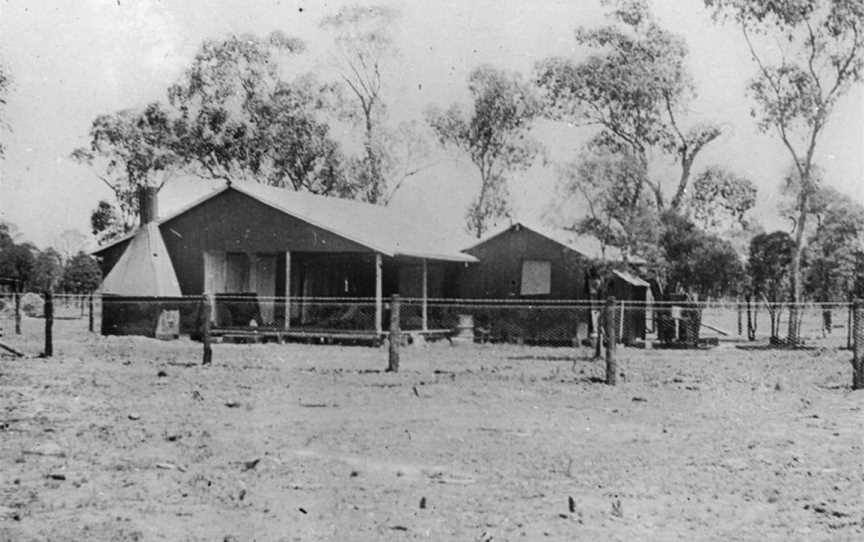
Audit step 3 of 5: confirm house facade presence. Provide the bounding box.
[95,181,474,337]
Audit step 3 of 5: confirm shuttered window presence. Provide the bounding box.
[520,260,551,295]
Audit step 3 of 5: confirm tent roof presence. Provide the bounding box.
[464,222,646,264]
[100,222,182,296]
[95,181,476,263]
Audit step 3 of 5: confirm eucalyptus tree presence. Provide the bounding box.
[557,148,659,261]
[705,0,864,342]
[71,102,180,230]
[536,0,723,212]
[168,32,354,195]
[427,66,541,238]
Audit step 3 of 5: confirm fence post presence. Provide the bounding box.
[43,290,54,357]
[201,295,212,366]
[88,293,95,333]
[14,290,21,335]
[736,297,742,336]
[847,301,853,350]
[605,296,617,386]
[853,299,864,390]
[388,294,400,373]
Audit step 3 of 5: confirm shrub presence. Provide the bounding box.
[20,292,44,318]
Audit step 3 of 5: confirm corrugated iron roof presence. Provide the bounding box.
[100,222,182,296]
[95,180,477,263]
[612,269,650,287]
[465,221,646,264]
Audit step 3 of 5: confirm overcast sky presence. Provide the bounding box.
[0,0,861,248]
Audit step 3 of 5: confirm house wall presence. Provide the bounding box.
[459,226,589,299]
[157,188,374,295]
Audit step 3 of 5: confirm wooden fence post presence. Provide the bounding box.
[737,297,742,336]
[388,294,400,373]
[605,296,617,386]
[43,290,54,357]
[852,299,864,390]
[14,290,21,335]
[88,293,95,333]
[201,295,212,366]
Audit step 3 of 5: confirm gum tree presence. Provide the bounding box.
[705,0,864,342]
[427,66,541,238]
[536,0,723,212]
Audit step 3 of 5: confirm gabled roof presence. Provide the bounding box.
[613,269,650,287]
[464,221,646,264]
[100,222,182,296]
[95,181,476,263]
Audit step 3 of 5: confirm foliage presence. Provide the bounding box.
[802,186,864,301]
[557,148,660,260]
[536,0,721,211]
[660,212,745,298]
[748,230,796,303]
[320,5,402,203]
[705,0,864,339]
[689,166,758,232]
[0,242,35,291]
[90,200,127,245]
[168,33,356,197]
[61,251,103,294]
[55,229,89,263]
[427,65,541,238]
[72,102,180,229]
[31,248,64,292]
[0,62,8,158]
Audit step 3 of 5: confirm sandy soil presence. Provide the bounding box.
[0,317,862,541]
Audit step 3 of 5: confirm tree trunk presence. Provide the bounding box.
[787,188,810,345]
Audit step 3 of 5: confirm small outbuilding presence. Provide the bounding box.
[456,222,648,345]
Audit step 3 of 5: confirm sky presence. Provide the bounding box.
[0,0,861,249]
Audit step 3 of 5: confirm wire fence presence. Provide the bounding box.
[0,292,860,350]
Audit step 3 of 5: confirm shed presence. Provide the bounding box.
[608,269,650,345]
[455,222,649,345]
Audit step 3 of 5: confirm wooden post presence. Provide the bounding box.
[88,293,94,333]
[374,254,383,334]
[201,294,212,366]
[421,259,429,332]
[847,300,853,350]
[736,297,742,336]
[388,294,400,372]
[43,291,54,357]
[284,251,291,330]
[605,296,617,386]
[853,299,864,390]
[14,290,21,335]
[592,304,602,360]
[618,300,625,344]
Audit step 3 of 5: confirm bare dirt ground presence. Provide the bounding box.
[1,317,862,541]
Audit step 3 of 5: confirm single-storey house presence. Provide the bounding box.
[455,222,649,345]
[94,181,475,338]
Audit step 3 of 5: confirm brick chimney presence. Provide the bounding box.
[138,186,159,225]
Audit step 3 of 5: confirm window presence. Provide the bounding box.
[520,260,551,295]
